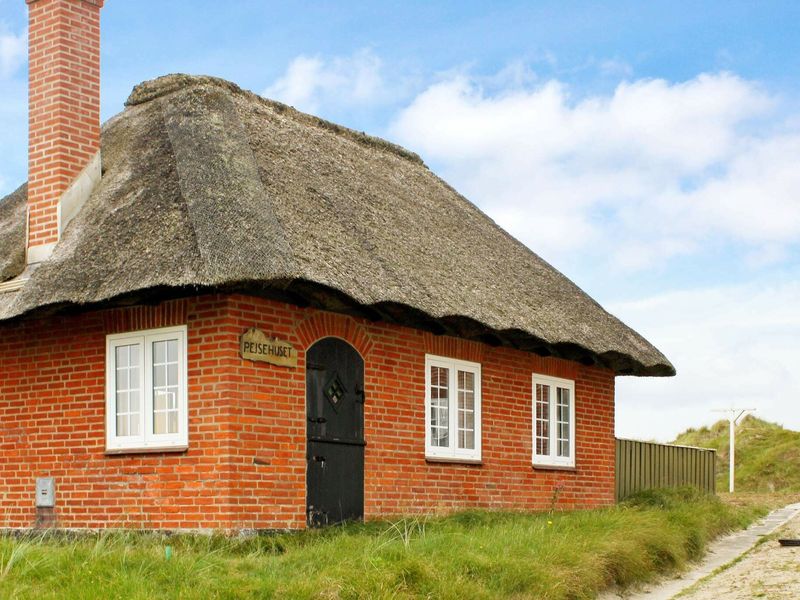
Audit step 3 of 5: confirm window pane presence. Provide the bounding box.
[430,365,449,448]
[154,391,168,411]
[535,383,550,456]
[168,411,179,434]
[154,411,167,435]
[130,345,139,367]
[167,339,178,362]
[129,390,139,412]
[116,367,129,392]
[116,391,129,414]
[556,387,571,457]
[115,344,141,438]
[153,339,180,436]
[116,345,128,367]
[153,391,179,435]
[167,363,178,386]
[460,429,475,449]
[127,389,140,436]
[457,370,475,450]
[117,415,128,437]
[153,340,166,364]
[154,364,166,388]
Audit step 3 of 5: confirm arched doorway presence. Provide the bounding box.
[305,337,365,527]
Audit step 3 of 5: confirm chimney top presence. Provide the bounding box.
[26,0,104,6]
[26,0,104,264]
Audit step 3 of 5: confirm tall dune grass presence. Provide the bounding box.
[0,488,766,599]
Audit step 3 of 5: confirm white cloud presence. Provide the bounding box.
[263,49,384,114]
[388,67,800,441]
[596,58,633,78]
[613,280,800,441]
[0,24,25,79]
[389,70,800,270]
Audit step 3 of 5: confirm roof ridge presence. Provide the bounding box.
[126,73,426,167]
[158,78,298,282]
[156,103,205,280]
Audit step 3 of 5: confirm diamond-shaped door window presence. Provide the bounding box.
[324,374,346,412]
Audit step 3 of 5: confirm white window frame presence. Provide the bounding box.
[532,374,576,468]
[424,354,482,463]
[106,325,188,452]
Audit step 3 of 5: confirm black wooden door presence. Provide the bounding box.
[306,337,365,527]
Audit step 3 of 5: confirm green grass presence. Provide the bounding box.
[0,488,766,599]
[674,415,800,493]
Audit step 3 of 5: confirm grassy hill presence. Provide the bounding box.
[674,415,800,493]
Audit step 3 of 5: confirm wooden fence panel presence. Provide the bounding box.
[615,438,716,501]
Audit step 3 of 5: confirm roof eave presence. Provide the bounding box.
[1,279,676,377]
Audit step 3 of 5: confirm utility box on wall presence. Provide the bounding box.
[36,477,55,508]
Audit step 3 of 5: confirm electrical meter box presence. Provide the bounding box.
[36,477,55,508]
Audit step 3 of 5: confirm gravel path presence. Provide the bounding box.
[678,512,800,600]
[600,503,800,600]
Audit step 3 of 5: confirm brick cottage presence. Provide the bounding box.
[0,0,674,531]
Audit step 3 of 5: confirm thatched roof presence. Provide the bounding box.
[0,184,26,284]
[0,74,674,376]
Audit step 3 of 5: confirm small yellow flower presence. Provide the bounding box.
[547,520,553,526]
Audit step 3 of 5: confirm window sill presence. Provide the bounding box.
[426,456,483,466]
[105,445,188,456]
[532,463,576,472]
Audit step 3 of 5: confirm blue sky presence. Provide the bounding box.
[2,0,799,440]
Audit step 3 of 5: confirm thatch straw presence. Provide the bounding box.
[0,74,673,376]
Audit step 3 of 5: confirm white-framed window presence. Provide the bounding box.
[532,374,575,468]
[106,325,188,452]
[425,355,481,462]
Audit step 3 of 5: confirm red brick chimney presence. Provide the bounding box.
[26,0,104,264]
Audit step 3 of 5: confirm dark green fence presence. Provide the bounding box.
[615,438,716,501]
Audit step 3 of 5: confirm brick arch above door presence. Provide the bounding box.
[294,311,374,359]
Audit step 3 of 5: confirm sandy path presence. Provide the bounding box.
[600,503,800,600]
[678,513,800,600]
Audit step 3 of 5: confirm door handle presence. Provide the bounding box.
[308,417,327,423]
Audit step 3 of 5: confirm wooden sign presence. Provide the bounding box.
[240,328,297,367]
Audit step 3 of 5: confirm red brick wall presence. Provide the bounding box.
[26,0,103,249]
[0,297,234,530]
[0,294,615,530]
[228,296,615,528]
